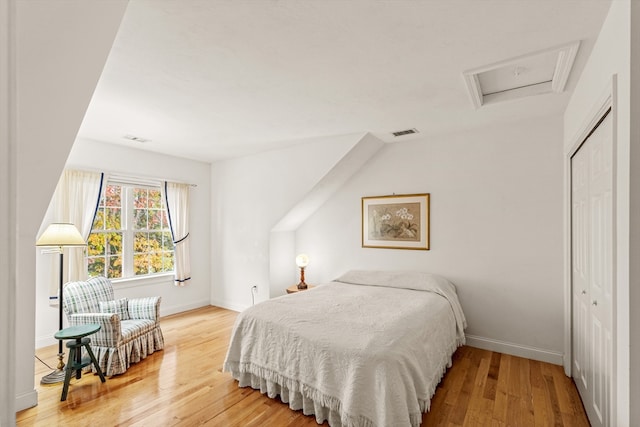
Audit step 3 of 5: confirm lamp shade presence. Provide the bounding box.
[36,223,86,247]
[295,253,309,268]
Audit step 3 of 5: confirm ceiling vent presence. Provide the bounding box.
[391,128,419,137]
[462,41,580,109]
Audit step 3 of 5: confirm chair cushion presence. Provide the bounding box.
[99,298,130,320]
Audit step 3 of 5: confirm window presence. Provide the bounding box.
[87,183,174,279]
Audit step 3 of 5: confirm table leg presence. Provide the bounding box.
[75,338,82,380]
[61,346,75,402]
[84,343,106,383]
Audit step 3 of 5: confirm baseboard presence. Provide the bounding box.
[160,299,211,317]
[465,334,564,365]
[35,334,57,350]
[15,389,38,412]
[210,299,248,313]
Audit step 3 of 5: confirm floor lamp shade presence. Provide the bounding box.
[35,223,86,384]
[36,223,86,247]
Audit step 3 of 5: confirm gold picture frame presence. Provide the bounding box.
[361,193,430,250]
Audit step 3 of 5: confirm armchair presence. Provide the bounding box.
[62,276,164,376]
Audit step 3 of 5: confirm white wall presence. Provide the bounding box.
[296,115,565,363]
[14,0,127,413]
[33,138,212,349]
[213,115,565,363]
[563,1,637,425]
[210,134,361,310]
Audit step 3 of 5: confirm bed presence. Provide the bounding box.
[223,270,467,427]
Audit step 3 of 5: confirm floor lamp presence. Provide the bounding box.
[36,223,86,385]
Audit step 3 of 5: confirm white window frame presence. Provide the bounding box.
[88,181,174,282]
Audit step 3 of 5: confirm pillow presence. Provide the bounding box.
[335,270,456,293]
[99,297,130,320]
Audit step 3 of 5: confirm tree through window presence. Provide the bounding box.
[87,184,174,279]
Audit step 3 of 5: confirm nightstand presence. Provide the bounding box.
[286,284,315,294]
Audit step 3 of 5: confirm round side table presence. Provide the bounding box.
[286,284,315,294]
[54,323,106,401]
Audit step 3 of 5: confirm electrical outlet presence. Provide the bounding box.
[251,285,258,293]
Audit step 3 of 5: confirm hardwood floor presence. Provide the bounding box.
[17,306,589,426]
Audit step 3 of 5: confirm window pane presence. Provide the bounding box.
[134,253,148,275]
[88,257,105,278]
[149,211,163,230]
[163,252,174,271]
[106,208,121,230]
[107,232,122,255]
[148,232,162,250]
[107,256,122,279]
[134,232,149,253]
[134,208,147,229]
[161,210,170,228]
[92,209,105,230]
[86,182,175,280]
[105,185,121,207]
[87,233,106,256]
[148,252,161,274]
[162,231,173,251]
[134,188,147,209]
[149,190,162,209]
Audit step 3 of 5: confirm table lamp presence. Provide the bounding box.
[295,254,309,290]
[36,223,86,384]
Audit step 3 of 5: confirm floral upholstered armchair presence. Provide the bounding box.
[62,276,164,376]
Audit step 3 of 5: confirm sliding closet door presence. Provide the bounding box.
[571,111,613,427]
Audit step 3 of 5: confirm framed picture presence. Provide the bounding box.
[362,193,430,250]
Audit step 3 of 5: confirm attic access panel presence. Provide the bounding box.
[463,41,580,108]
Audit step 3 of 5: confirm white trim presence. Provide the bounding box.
[35,334,57,350]
[210,299,248,313]
[462,73,483,109]
[564,78,615,375]
[108,172,196,188]
[111,272,175,289]
[462,40,580,108]
[564,76,617,427]
[159,299,211,318]
[551,42,580,93]
[108,173,162,189]
[14,390,37,413]
[0,0,17,421]
[465,335,564,365]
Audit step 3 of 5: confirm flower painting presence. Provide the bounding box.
[362,194,430,250]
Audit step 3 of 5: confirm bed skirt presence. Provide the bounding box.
[227,362,429,427]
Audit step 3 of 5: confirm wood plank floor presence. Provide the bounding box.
[17,306,589,426]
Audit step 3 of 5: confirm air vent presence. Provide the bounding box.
[123,134,150,143]
[391,128,419,137]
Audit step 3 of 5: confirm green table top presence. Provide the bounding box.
[54,323,101,340]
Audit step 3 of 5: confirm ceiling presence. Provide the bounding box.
[77,0,612,163]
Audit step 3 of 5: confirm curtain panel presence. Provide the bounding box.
[162,182,191,285]
[53,169,105,289]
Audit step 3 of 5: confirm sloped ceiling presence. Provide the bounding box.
[77,0,611,162]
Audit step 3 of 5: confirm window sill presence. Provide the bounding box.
[111,273,175,289]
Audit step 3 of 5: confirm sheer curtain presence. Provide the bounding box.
[53,169,105,282]
[162,181,191,285]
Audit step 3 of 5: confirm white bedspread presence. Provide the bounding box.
[223,270,466,427]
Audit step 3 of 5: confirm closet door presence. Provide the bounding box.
[571,111,613,427]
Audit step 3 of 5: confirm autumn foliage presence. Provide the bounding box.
[87,185,174,279]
